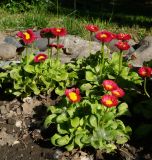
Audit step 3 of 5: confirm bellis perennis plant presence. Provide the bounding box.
[44,80,131,152]
[0,25,146,154]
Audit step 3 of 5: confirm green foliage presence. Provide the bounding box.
[0,53,77,97]
[44,97,131,152]
[43,44,144,151]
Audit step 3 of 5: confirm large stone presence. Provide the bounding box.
[131,36,152,67]
[0,43,17,60]
[33,33,109,62]
[4,36,22,48]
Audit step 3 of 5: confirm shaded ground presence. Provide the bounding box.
[0,94,152,160]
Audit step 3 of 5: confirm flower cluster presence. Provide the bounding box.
[65,88,81,103]
[65,80,125,108]
[16,29,36,44]
[34,53,48,63]
[138,66,152,77]
[115,33,131,51]
[40,27,67,38]
[85,24,99,33]
[101,80,125,107]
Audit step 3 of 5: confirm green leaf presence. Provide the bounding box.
[111,52,119,64]
[40,76,50,88]
[0,72,8,78]
[24,64,35,73]
[80,83,92,91]
[117,103,129,116]
[75,134,84,148]
[116,135,128,144]
[44,114,56,128]
[103,112,115,122]
[55,86,65,96]
[120,67,129,77]
[79,118,84,126]
[71,117,80,128]
[56,113,68,123]
[90,136,100,149]
[13,91,22,96]
[30,81,40,95]
[10,69,21,80]
[67,106,76,117]
[105,144,117,153]
[57,123,68,134]
[51,133,62,146]
[86,71,97,81]
[89,115,98,128]
[57,135,70,146]
[65,141,74,151]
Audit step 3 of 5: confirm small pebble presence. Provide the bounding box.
[15,120,22,128]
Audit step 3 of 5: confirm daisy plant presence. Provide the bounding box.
[138,66,152,98]
[44,79,131,152]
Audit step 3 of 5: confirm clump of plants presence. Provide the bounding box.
[0,24,152,153]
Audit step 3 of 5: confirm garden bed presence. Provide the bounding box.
[0,27,152,160]
[0,95,152,160]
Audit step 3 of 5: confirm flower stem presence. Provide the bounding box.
[119,51,123,74]
[56,36,59,60]
[89,32,93,55]
[100,43,105,74]
[25,46,28,64]
[144,77,150,98]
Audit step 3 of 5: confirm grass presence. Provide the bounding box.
[0,2,152,42]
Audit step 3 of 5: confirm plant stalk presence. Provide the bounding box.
[119,51,123,74]
[144,77,150,98]
[100,43,105,74]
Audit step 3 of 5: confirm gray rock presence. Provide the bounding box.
[131,36,152,67]
[23,34,109,63]
[0,105,7,115]
[4,36,22,48]
[0,60,20,67]
[0,43,17,60]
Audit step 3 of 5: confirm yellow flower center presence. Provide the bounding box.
[106,100,113,105]
[69,92,77,101]
[38,56,45,60]
[100,34,107,38]
[23,32,30,40]
[113,91,120,96]
[106,85,112,89]
[56,29,61,32]
[141,71,146,75]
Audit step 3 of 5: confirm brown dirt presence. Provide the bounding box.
[0,94,152,160]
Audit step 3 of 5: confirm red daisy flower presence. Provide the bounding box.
[50,28,67,37]
[138,67,152,77]
[65,88,81,103]
[34,53,48,63]
[101,94,118,107]
[102,80,118,91]
[115,41,130,51]
[95,31,113,43]
[111,87,125,98]
[117,33,131,41]
[17,29,36,44]
[49,44,64,49]
[85,24,99,32]
[40,28,55,38]
[111,32,117,39]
